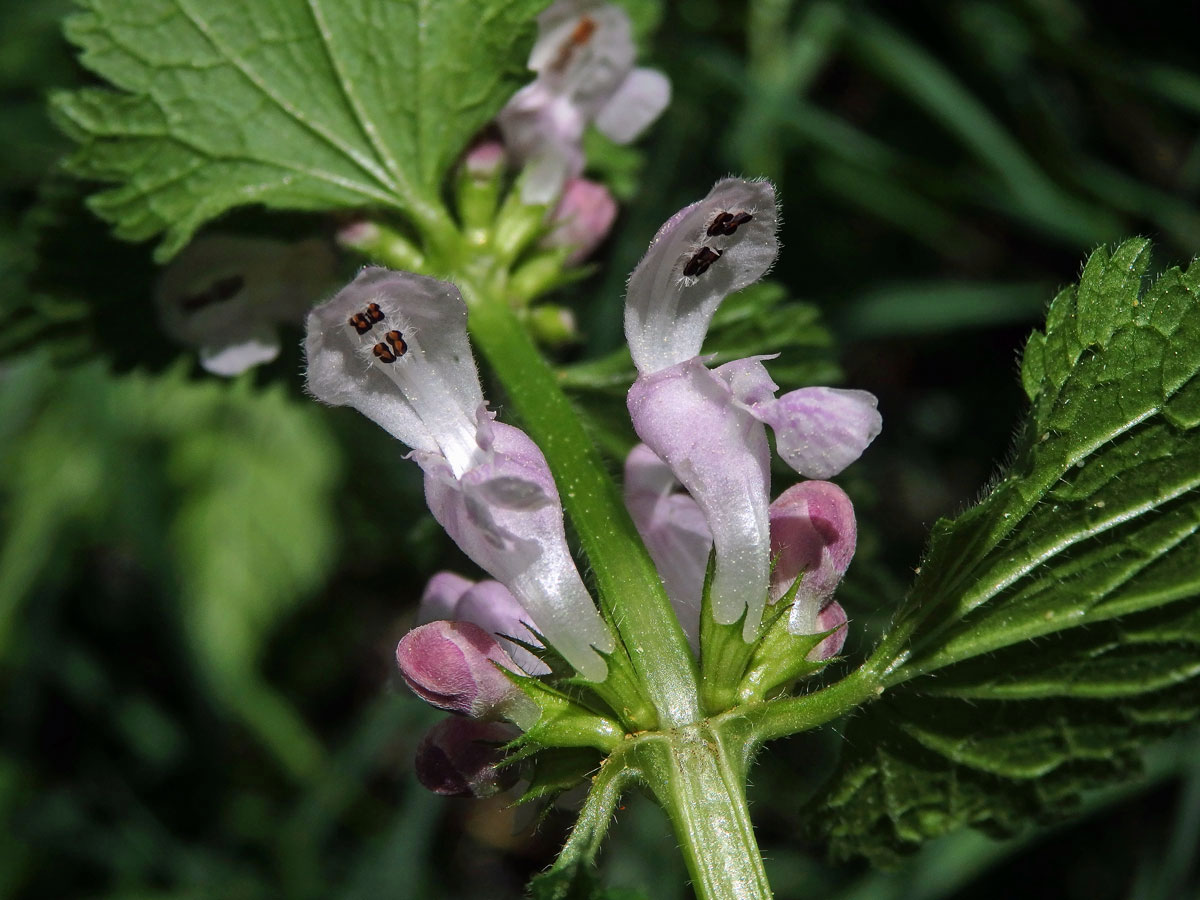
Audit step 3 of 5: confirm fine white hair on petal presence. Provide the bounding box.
[304,268,486,473]
[624,178,779,375]
[595,67,671,144]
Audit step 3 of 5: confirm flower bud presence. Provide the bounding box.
[768,480,857,635]
[541,177,618,265]
[809,601,848,662]
[396,621,531,722]
[457,140,509,232]
[527,305,580,347]
[463,140,508,178]
[414,718,518,798]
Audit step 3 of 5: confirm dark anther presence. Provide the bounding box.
[372,342,397,363]
[683,246,722,277]
[349,313,372,334]
[366,302,385,323]
[384,330,408,358]
[706,210,753,237]
[706,212,734,236]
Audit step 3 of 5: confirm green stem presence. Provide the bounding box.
[635,725,772,900]
[731,645,892,745]
[453,275,702,728]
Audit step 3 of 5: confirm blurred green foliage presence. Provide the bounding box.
[2,0,1199,898]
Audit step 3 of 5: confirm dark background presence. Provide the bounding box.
[2,0,1198,897]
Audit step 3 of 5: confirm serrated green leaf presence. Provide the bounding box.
[51,0,542,259]
[809,240,1200,862]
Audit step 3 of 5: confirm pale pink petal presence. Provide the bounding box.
[417,571,476,625]
[419,418,614,682]
[595,67,671,144]
[305,268,485,472]
[628,359,771,639]
[395,620,525,719]
[808,601,848,661]
[414,718,518,798]
[756,387,882,478]
[542,177,618,264]
[623,444,713,649]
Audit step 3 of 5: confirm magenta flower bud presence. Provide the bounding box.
[808,601,848,661]
[414,718,519,798]
[542,177,618,264]
[464,140,508,178]
[396,620,525,720]
[768,481,857,635]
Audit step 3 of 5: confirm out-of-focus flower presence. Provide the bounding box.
[541,177,618,264]
[156,235,334,376]
[498,0,670,204]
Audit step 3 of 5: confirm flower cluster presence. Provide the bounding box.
[304,178,880,798]
[498,0,670,205]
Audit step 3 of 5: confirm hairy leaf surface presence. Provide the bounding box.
[51,0,541,258]
[811,240,1200,862]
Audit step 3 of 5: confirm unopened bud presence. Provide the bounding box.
[464,140,508,178]
[334,220,425,270]
[768,481,856,635]
[396,621,533,723]
[457,140,509,233]
[527,304,580,347]
[808,601,848,662]
[542,178,618,265]
[414,718,518,798]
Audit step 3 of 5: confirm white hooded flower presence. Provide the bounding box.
[498,0,671,204]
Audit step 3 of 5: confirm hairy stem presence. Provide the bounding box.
[635,725,772,900]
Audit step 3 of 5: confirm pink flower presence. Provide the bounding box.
[305,268,613,681]
[623,179,880,641]
[498,1,670,204]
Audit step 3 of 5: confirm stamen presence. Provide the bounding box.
[385,330,408,358]
[349,302,388,335]
[706,212,733,236]
[550,15,597,72]
[683,246,722,277]
[705,210,754,237]
[372,342,397,363]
